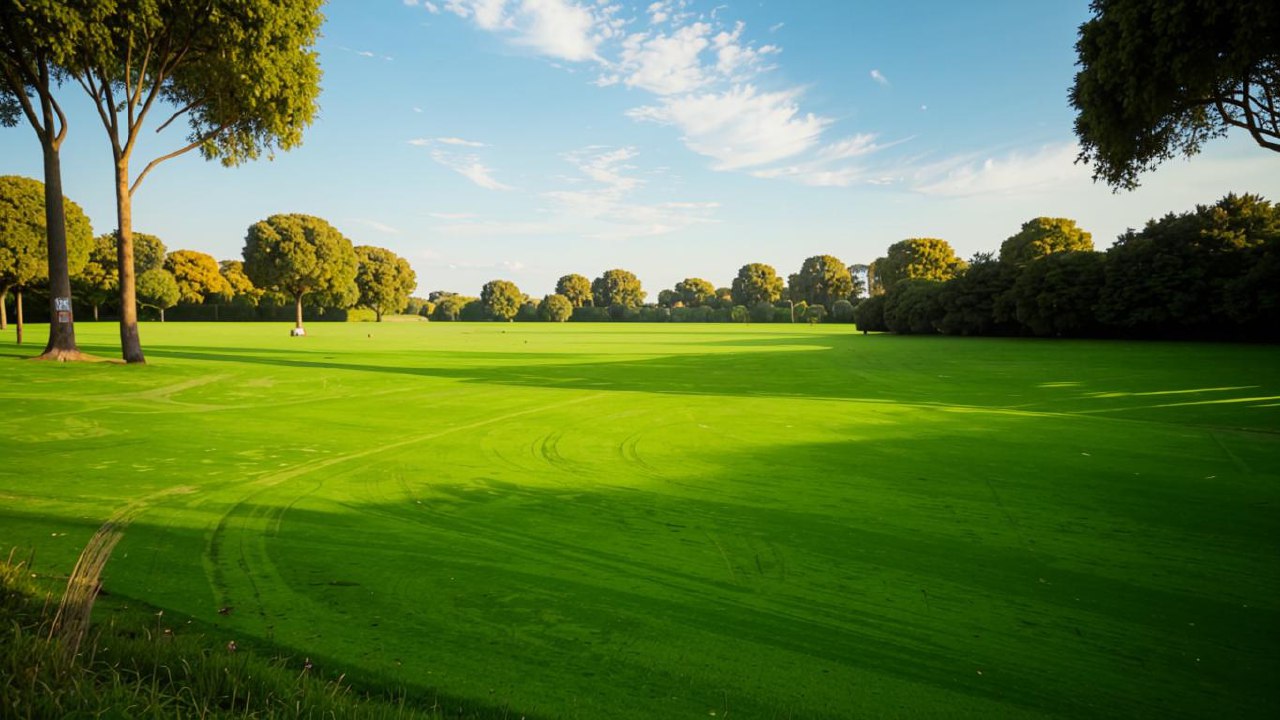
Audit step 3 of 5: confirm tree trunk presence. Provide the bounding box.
[295,294,304,330]
[92,304,99,321]
[114,159,145,363]
[376,310,382,322]
[159,308,165,322]
[1,288,7,331]
[37,134,81,360]
[15,288,24,345]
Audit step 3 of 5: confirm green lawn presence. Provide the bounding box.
[2,322,1278,719]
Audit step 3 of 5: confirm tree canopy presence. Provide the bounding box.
[555,274,593,307]
[675,277,716,307]
[1071,0,1280,190]
[874,239,966,293]
[538,293,573,322]
[999,218,1093,267]
[218,260,260,306]
[242,214,358,331]
[592,269,645,308]
[481,279,522,321]
[135,268,179,321]
[731,263,784,306]
[789,255,853,308]
[354,246,417,321]
[165,249,231,305]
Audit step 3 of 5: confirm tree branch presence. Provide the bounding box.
[129,123,228,196]
[155,96,203,134]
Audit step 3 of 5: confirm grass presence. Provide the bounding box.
[2,321,1278,719]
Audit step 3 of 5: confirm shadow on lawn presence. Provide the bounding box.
[137,333,1280,430]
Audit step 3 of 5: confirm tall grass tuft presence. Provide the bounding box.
[1,548,534,719]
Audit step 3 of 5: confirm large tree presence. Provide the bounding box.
[1071,0,1280,190]
[242,214,358,334]
[217,259,260,306]
[789,255,854,308]
[675,277,715,307]
[0,175,92,344]
[165,249,231,305]
[555,273,593,307]
[72,233,117,320]
[480,279,522,322]
[354,246,417,322]
[730,263,784,306]
[62,0,323,362]
[935,254,1019,337]
[1000,217,1094,267]
[874,239,966,293]
[0,5,93,359]
[1011,251,1107,338]
[592,269,645,308]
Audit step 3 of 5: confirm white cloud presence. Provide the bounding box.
[445,0,611,61]
[436,136,488,147]
[428,212,478,220]
[870,69,889,86]
[444,0,511,30]
[429,150,514,190]
[768,22,784,33]
[617,23,712,95]
[911,143,1086,197]
[629,85,828,170]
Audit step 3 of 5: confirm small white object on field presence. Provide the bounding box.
[290,327,306,337]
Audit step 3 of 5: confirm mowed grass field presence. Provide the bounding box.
[2,322,1278,719]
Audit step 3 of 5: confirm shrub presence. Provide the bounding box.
[831,299,855,323]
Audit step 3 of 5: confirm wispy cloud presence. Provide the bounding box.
[870,69,889,86]
[428,212,479,220]
[629,85,827,171]
[428,149,513,190]
[910,143,1086,197]
[350,218,402,234]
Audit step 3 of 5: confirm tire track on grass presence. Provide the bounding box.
[203,392,608,626]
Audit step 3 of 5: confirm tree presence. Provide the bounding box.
[432,294,472,322]
[354,246,416,321]
[61,0,323,362]
[875,239,966,292]
[242,214,358,334]
[592,269,645,308]
[1071,0,1280,190]
[656,289,680,308]
[731,263,784,306]
[0,176,91,344]
[165,249,231,305]
[538,293,573,322]
[0,7,92,358]
[884,280,944,334]
[831,299,856,323]
[1099,193,1280,336]
[935,254,1019,336]
[1000,218,1094,267]
[1011,251,1107,337]
[749,300,775,323]
[853,294,887,332]
[218,259,260,306]
[481,279,522,321]
[790,255,854,308]
[73,234,117,320]
[805,304,826,325]
[555,274,593,307]
[135,268,179,322]
[847,264,869,299]
[675,277,715,307]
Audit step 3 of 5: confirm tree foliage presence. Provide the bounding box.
[135,267,179,319]
[874,239,966,293]
[883,280,944,334]
[165,249,231,305]
[591,269,645,308]
[555,274,593,307]
[354,246,416,321]
[1000,217,1094,267]
[218,259,260,305]
[730,263,783,306]
[481,279,522,321]
[73,233,118,318]
[789,255,853,308]
[853,294,887,332]
[675,277,715,307]
[431,294,475,322]
[935,254,1019,337]
[242,214,358,329]
[538,293,573,322]
[831,299,855,323]
[0,175,92,293]
[1071,0,1280,190]
[1012,251,1107,337]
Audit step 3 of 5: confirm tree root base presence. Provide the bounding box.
[28,349,116,363]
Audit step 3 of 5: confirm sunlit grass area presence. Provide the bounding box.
[2,322,1278,718]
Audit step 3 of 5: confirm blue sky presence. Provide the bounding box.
[3,0,1277,298]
